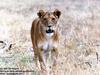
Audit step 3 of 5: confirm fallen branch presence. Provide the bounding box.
[96,52,99,62]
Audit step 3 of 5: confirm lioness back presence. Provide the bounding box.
[31,19,38,49]
[31,18,44,49]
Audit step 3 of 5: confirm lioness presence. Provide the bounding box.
[31,9,61,75]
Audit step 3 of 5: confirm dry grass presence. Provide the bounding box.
[0,0,100,75]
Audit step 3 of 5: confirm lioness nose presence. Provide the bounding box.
[48,26,51,27]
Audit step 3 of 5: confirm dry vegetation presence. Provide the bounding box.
[0,0,100,75]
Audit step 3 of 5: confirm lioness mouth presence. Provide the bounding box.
[46,29,54,33]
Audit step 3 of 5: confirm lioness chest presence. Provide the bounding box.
[38,33,57,51]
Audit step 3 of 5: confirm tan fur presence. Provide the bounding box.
[31,9,61,75]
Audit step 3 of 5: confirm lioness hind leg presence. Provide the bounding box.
[34,48,40,70]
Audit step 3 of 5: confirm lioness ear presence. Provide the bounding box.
[53,9,61,18]
[37,10,45,18]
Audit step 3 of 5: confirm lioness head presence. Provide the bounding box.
[37,9,61,34]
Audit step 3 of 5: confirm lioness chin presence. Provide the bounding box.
[31,9,61,75]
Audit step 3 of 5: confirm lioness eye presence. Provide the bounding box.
[44,18,47,20]
[52,18,55,20]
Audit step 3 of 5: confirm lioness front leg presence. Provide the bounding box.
[51,48,58,75]
[38,48,47,71]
